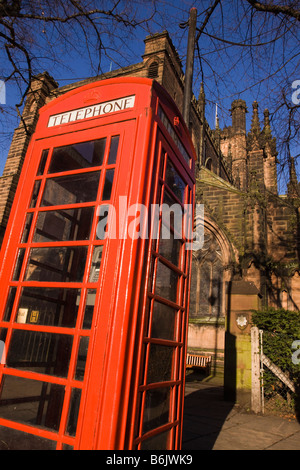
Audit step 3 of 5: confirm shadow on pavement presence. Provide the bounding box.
[182,373,235,450]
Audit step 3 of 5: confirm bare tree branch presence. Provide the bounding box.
[0,0,156,121]
[201,27,289,47]
[0,0,299,175]
[0,0,149,26]
[196,0,221,42]
[245,0,300,21]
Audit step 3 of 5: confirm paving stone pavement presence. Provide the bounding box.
[182,378,300,450]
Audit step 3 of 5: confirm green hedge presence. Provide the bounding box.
[252,308,300,337]
[252,308,300,414]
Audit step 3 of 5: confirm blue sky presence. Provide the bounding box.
[0,0,299,193]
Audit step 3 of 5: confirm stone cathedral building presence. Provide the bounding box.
[1,31,299,382]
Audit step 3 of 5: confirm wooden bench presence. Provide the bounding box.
[186,353,212,374]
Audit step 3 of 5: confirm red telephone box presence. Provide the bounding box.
[0,77,196,450]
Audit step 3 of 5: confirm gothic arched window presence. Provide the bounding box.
[190,228,224,318]
[205,158,212,171]
[148,61,159,79]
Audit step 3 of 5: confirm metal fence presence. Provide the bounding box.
[259,329,300,417]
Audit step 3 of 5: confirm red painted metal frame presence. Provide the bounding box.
[126,129,195,450]
[0,77,196,450]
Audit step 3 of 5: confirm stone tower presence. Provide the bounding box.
[0,72,58,243]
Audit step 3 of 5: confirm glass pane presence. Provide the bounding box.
[62,444,74,450]
[159,148,166,178]
[0,328,7,364]
[37,149,49,176]
[66,388,82,437]
[33,207,94,242]
[0,328,7,342]
[12,248,26,281]
[143,387,170,433]
[165,160,186,203]
[82,289,96,329]
[16,287,81,327]
[96,204,110,240]
[151,302,177,340]
[107,135,119,165]
[89,246,103,282]
[3,287,17,321]
[147,344,174,383]
[7,330,73,378]
[141,430,170,450]
[199,262,210,316]
[162,190,182,230]
[102,169,115,200]
[21,213,33,243]
[74,336,89,380]
[0,375,65,432]
[211,260,223,316]
[163,189,177,207]
[155,261,179,303]
[159,230,182,267]
[0,426,57,450]
[48,139,106,174]
[29,180,41,208]
[24,246,88,283]
[41,171,100,207]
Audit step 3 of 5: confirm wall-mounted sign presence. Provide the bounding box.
[48,95,135,128]
[236,313,249,330]
[30,311,39,323]
[17,308,28,324]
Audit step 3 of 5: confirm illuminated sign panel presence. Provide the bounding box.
[48,95,135,127]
